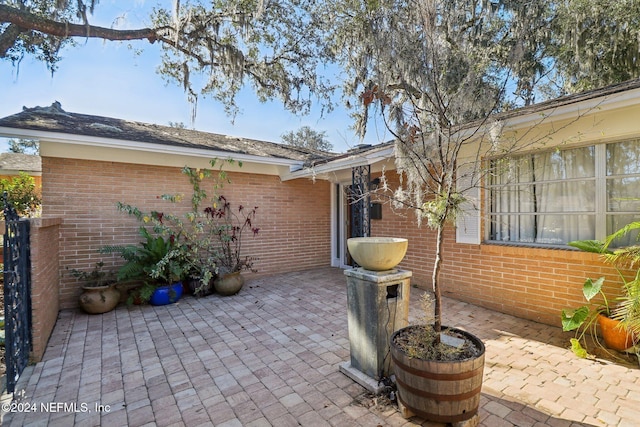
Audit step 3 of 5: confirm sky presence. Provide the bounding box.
[0,1,389,154]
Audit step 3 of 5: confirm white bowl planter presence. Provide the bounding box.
[347,237,408,271]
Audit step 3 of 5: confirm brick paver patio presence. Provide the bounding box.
[2,267,639,426]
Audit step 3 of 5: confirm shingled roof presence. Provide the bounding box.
[0,152,41,173]
[0,102,338,164]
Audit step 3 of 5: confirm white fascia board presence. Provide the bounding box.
[0,127,304,174]
[280,145,395,181]
[463,86,640,138]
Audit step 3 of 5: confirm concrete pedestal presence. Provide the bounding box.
[340,268,412,393]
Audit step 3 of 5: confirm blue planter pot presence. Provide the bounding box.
[149,282,183,306]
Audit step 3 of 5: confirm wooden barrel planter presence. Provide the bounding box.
[390,326,485,423]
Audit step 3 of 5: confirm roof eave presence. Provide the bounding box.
[280,145,395,181]
[0,127,305,171]
[459,83,640,139]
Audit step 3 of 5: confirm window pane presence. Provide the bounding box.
[607,215,640,247]
[607,177,640,212]
[607,140,640,175]
[490,215,535,242]
[491,184,536,213]
[537,214,595,244]
[489,214,595,244]
[533,146,595,181]
[489,145,596,245]
[536,181,595,212]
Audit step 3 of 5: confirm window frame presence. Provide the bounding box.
[485,139,640,247]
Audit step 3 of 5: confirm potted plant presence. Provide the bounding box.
[206,195,260,296]
[68,261,120,314]
[390,294,485,422]
[111,158,260,298]
[101,227,185,305]
[344,9,490,421]
[562,221,640,358]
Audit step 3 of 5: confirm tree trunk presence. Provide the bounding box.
[432,222,445,337]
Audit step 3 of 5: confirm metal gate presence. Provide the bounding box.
[2,193,32,394]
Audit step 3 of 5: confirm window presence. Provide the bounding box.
[488,140,640,246]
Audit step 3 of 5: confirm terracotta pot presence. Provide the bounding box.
[79,285,120,314]
[214,272,244,296]
[390,326,485,423]
[597,313,634,351]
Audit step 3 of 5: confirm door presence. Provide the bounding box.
[332,183,354,268]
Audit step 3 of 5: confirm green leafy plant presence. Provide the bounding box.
[561,277,611,358]
[100,227,185,304]
[102,227,185,285]
[67,261,116,288]
[127,283,159,306]
[0,172,41,218]
[204,195,260,275]
[562,221,640,358]
[110,158,259,297]
[605,222,640,337]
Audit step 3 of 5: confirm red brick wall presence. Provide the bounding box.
[42,157,332,309]
[370,172,630,327]
[29,217,62,361]
[41,155,629,327]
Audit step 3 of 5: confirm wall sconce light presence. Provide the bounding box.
[370,177,380,190]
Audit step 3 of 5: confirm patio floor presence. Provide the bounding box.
[1,267,640,426]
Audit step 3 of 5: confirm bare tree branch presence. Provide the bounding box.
[0,23,25,57]
[0,5,158,44]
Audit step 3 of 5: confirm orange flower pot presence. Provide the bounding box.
[597,314,634,351]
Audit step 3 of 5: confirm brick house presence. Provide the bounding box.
[1,80,639,360]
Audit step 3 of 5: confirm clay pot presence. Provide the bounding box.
[597,313,634,351]
[79,285,120,314]
[214,272,244,296]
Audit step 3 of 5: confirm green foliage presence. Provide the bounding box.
[1,1,335,118]
[67,261,115,288]
[5,1,640,122]
[560,276,609,359]
[334,0,640,132]
[7,138,39,155]
[420,191,466,230]
[567,239,612,255]
[563,221,640,358]
[100,227,185,287]
[0,1,82,72]
[108,158,258,297]
[552,0,640,93]
[570,338,588,359]
[601,221,640,341]
[561,306,590,332]
[281,126,333,152]
[0,172,41,218]
[126,282,157,306]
